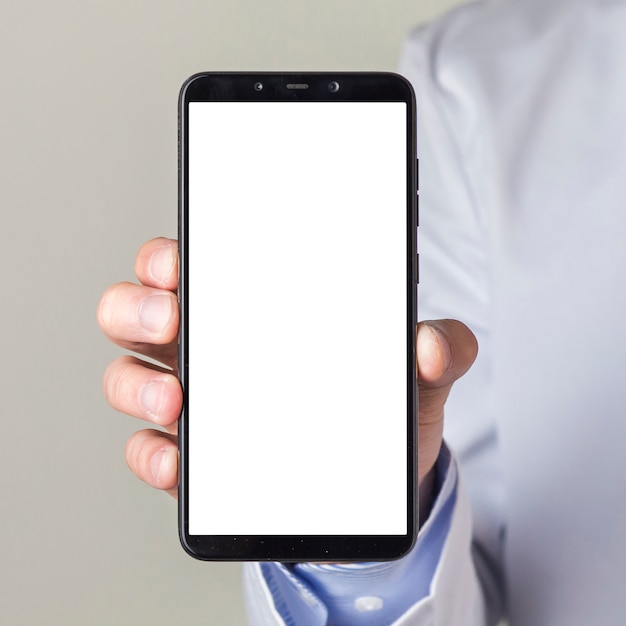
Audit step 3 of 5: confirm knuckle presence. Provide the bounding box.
[96,286,116,330]
[125,431,153,480]
[103,358,132,409]
[97,282,136,334]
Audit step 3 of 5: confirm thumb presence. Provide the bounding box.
[416,319,478,483]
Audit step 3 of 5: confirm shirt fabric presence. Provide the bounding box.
[245,0,626,623]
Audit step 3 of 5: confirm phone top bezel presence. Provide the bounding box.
[178,72,418,562]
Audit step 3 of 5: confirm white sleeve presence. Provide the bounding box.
[392,473,484,626]
[398,15,506,626]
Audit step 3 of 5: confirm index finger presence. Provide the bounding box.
[135,237,178,291]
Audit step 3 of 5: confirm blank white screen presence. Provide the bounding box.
[188,101,407,535]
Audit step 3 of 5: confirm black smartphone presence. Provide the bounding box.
[178,72,418,561]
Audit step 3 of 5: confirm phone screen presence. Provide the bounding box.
[180,74,417,560]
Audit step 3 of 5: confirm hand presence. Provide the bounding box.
[98,237,181,497]
[98,238,478,515]
[416,320,478,522]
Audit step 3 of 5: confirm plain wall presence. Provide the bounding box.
[0,1,466,624]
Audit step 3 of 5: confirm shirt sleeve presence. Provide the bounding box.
[398,13,506,625]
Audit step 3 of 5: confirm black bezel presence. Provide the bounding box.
[178,72,418,561]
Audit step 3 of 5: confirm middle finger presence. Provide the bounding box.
[97,281,179,365]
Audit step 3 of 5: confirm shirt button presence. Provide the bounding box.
[354,596,384,612]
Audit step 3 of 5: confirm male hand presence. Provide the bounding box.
[97,237,478,519]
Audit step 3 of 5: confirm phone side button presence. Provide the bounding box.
[416,190,419,226]
[416,253,419,284]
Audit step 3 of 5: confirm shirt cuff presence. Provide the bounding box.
[247,444,458,626]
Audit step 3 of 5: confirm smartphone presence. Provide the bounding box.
[178,72,417,561]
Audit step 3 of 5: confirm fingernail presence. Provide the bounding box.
[138,294,172,333]
[140,380,166,421]
[149,245,176,285]
[419,324,452,373]
[417,323,438,355]
[150,447,175,484]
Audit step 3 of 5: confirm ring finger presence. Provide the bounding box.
[103,355,182,433]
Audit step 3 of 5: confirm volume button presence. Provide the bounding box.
[416,191,419,227]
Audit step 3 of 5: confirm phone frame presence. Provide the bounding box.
[178,72,418,561]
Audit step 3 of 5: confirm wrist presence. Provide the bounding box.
[418,463,438,527]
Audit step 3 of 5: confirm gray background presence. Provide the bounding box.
[1,1,465,624]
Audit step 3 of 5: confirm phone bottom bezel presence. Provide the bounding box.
[179,532,416,562]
